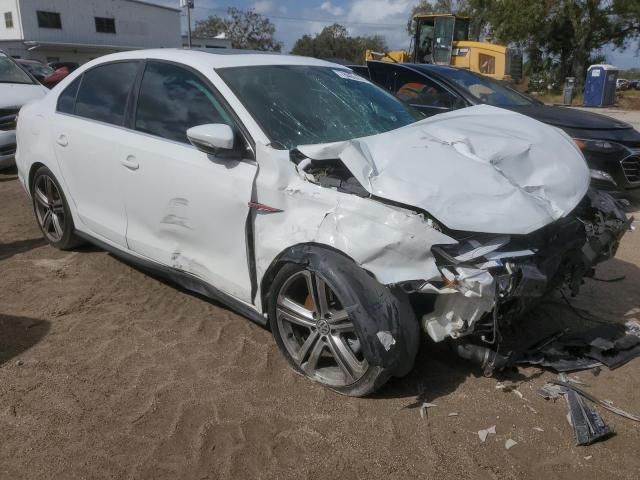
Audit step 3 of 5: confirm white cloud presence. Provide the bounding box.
[251,0,273,14]
[346,0,412,25]
[320,1,345,16]
[344,0,413,49]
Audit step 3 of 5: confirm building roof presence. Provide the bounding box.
[124,0,181,13]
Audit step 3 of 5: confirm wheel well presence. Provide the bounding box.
[28,162,46,193]
[258,242,370,311]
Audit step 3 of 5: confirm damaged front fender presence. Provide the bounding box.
[253,144,457,312]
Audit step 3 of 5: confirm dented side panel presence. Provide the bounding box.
[119,131,258,303]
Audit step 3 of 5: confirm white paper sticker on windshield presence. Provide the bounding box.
[333,69,369,83]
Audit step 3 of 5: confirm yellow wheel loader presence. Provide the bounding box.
[365,13,523,83]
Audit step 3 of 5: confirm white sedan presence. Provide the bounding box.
[16,49,629,396]
[0,52,48,169]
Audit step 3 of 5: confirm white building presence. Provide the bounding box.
[0,0,181,64]
[181,35,231,50]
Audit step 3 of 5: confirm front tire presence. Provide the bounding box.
[268,248,419,397]
[31,166,83,250]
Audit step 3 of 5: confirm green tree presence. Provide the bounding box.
[489,0,640,86]
[406,0,640,86]
[193,7,282,51]
[291,24,388,63]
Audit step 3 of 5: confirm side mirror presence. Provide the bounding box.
[187,124,234,155]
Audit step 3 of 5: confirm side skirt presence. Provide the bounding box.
[75,231,268,327]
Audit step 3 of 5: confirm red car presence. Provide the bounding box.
[42,65,69,88]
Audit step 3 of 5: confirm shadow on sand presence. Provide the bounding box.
[0,314,50,366]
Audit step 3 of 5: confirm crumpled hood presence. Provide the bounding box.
[297,105,590,235]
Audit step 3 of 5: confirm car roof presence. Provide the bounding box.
[82,48,345,70]
[401,63,463,75]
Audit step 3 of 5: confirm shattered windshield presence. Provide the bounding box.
[0,54,35,84]
[217,65,421,149]
[438,67,533,106]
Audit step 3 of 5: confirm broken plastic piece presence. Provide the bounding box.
[505,439,518,450]
[565,389,611,446]
[551,380,640,422]
[420,402,437,419]
[478,425,496,442]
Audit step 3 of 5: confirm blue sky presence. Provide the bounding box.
[153,0,640,69]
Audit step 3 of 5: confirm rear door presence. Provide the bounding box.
[53,61,139,247]
[119,61,257,302]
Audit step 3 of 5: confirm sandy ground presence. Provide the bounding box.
[1,168,640,480]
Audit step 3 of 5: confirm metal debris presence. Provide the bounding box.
[519,322,640,372]
[551,380,640,422]
[478,425,496,442]
[626,320,640,338]
[566,389,611,446]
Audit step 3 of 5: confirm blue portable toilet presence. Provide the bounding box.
[584,64,618,107]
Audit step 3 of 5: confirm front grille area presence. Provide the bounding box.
[0,116,16,131]
[622,155,640,183]
[0,143,16,156]
[0,108,18,131]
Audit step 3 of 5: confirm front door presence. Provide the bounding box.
[120,61,257,303]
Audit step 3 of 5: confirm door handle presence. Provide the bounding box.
[121,155,139,171]
[56,134,68,147]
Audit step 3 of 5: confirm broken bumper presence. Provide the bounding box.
[413,189,631,343]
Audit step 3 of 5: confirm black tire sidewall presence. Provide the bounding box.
[267,252,415,397]
[31,166,80,250]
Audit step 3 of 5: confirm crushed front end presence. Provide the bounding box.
[408,189,631,370]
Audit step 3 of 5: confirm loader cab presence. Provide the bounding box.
[414,14,470,65]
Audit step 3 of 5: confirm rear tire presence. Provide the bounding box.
[31,166,83,250]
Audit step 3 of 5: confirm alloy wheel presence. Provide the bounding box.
[276,270,368,387]
[34,174,66,242]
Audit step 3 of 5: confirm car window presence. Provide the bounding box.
[29,64,54,78]
[0,54,35,84]
[74,61,138,126]
[134,61,232,144]
[57,76,82,114]
[367,63,398,93]
[394,70,459,109]
[434,67,532,106]
[217,65,420,149]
